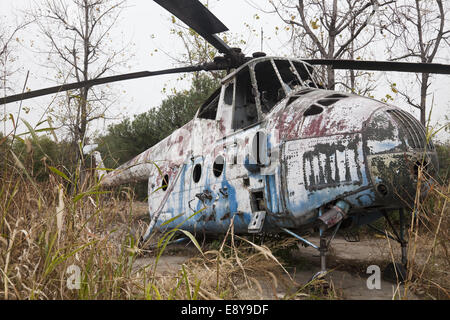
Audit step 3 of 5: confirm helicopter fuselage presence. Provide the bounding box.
[100,56,438,236]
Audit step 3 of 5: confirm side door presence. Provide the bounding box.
[216,67,271,233]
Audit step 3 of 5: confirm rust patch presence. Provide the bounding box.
[302,114,327,137]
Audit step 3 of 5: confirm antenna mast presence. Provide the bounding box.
[260,27,264,52]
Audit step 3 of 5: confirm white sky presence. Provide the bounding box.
[1,0,449,142]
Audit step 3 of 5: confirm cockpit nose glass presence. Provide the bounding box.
[253,59,319,113]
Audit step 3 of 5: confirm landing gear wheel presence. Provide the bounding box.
[383,262,407,283]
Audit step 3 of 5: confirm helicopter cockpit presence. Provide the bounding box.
[251,58,320,114]
[196,57,320,132]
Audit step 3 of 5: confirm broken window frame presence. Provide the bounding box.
[249,58,293,114]
[196,87,221,120]
[216,58,320,132]
[301,62,320,89]
[248,58,320,115]
[232,66,260,130]
[288,60,306,87]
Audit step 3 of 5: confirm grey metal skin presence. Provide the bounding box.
[268,92,436,233]
[363,108,438,208]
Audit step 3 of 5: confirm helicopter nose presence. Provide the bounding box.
[364,107,438,205]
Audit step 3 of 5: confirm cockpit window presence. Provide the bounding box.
[233,68,258,130]
[197,88,220,120]
[253,59,318,114]
[274,60,303,91]
[254,61,283,113]
[292,61,319,88]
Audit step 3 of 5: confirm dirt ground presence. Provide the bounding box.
[289,236,415,300]
[126,201,417,300]
[133,236,416,300]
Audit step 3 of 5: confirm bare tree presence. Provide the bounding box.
[162,17,224,83]
[156,10,249,85]
[1,16,32,134]
[383,0,450,125]
[1,23,26,93]
[265,0,393,90]
[29,0,129,149]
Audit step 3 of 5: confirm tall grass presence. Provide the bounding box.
[397,120,450,299]
[0,146,139,299]
[140,221,337,300]
[3,122,446,300]
[400,166,450,299]
[0,127,303,300]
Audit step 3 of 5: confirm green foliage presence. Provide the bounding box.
[0,132,10,157]
[12,135,75,182]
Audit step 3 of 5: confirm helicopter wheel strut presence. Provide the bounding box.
[311,220,343,281]
[367,208,408,283]
[280,220,342,281]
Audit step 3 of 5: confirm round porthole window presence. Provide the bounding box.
[213,155,225,177]
[162,174,169,191]
[193,164,202,183]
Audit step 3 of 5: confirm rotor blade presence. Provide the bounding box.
[154,0,232,55]
[305,59,450,75]
[0,65,218,105]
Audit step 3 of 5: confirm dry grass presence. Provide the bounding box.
[137,225,339,300]
[0,163,141,299]
[400,168,450,300]
[0,145,319,300]
[2,132,447,300]
[0,153,335,300]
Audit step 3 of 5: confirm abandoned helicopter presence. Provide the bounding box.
[2,0,449,278]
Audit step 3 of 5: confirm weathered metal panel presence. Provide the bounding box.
[282,133,367,224]
[101,121,194,187]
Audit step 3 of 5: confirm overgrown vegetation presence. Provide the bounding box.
[0,136,328,299]
[400,165,450,300]
[1,117,449,299]
[1,136,138,299]
[436,142,450,183]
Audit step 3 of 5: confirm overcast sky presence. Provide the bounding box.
[1,0,449,142]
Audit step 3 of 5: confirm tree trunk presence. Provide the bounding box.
[327,65,335,90]
[419,73,429,126]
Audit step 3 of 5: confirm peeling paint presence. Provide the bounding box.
[97,56,437,238]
